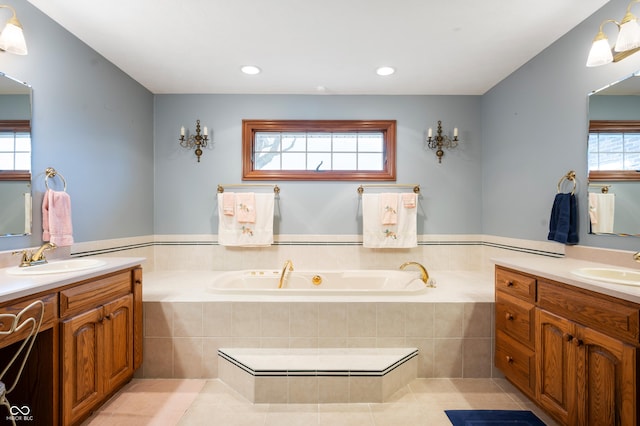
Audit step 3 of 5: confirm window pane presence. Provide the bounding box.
[359,133,384,152]
[15,153,30,169]
[588,134,598,153]
[333,133,357,152]
[0,134,14,151]
[358,153,384,170]
[14,134,30,152]
[282,152,306,170]
[333,153,357,170]
[0,153,13,169]
[282,133,306,151]
[599,134,623,152]
[307,133,332,152]
[599,153,624,170]
[625,153,640,169]
[255,132,280,152]
[255,152,281,170]
[307,153,331,171]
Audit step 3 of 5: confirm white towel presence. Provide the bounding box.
[362,193,417,248]
[218,193,274,246]
[589,192,615,234]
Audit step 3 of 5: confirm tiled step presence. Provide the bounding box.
[218,347,418,403]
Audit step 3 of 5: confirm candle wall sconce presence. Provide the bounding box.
[425,120,459,163]
[179,119,209,162]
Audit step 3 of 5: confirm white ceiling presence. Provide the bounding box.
[26,0,610,95]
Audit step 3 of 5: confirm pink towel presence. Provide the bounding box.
[42,189,74,246]
[223,192,235,216]
[380,193,398,225]
[402,193,416,208]
[236,192,256,223]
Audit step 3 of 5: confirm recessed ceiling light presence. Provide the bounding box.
[241,65,261,75]
[376,66,395,76]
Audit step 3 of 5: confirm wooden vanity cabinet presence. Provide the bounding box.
[496,266,639,426]
[60,268,140,426]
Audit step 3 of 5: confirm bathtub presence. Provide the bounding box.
[208,269,430,295]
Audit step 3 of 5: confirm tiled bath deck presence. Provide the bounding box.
[218,347,418,403]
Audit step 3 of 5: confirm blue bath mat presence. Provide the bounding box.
[445,410,546,425]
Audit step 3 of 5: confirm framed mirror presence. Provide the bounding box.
[0,72,32,237]
[587,72,640,237]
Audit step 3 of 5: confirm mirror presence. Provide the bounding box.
[0,72,32,237]
[587,72,640,237]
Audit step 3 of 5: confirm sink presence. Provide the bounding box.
[5,259,107,276]
[571,267,640,286]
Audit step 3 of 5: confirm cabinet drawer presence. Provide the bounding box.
[538,279,640,344]
[495,267,536,302]
[496,292,535,348]
[495,330,535,397]
[60,271,132,318]
[0,293,57,349]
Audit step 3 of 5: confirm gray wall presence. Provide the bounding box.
[154,95,482,235]
[482,0,640,251]
[0,0,154,252]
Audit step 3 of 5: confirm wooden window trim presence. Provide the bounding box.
[0,170,30,181]
[589,170,640,181]
[0,119,31,132]
[242,119,396,181]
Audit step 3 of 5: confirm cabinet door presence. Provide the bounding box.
[61,306,104,426]
[102,294,134,395]
[536,309,575,425]
[574,325,637,426]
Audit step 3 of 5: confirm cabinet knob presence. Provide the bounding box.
[505,280,514,287]
[573,339,583,347]
[505,355,514,363]
[564,333,573,342]
[505,313,514,321]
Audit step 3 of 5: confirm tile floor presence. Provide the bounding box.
[81,378,560,425]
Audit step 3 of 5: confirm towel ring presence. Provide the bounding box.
[44,167,67,192]
[557,170,576,195]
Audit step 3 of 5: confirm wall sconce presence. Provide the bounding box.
[179,119,209,162]
[426,120,459,163]
[0,5,27,55]
[586,0,640,67]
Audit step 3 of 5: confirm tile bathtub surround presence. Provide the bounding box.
[140,301,494,379]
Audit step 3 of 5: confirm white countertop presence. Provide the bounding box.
[0,257,145,303]
[493,255,640,304]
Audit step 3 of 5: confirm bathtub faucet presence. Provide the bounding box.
[278,260,294,289]
[399,261,433,287]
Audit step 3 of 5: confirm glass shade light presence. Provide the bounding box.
[615,13,640,51]
[586,31,613,67]
[0,19,27,55]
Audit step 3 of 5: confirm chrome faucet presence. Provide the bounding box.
[399,261,435,287]
[278,259,294,289]
[13,242,57,267]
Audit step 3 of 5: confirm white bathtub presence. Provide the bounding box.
[208,269,430,295]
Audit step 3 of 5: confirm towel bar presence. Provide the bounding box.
[217,184,280,194]
[357,184,420,195]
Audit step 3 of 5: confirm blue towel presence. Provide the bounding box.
[548,193,578,244]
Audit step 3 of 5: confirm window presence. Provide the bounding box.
[0,120,31,181]
[242,120,396,181]
[588,120,640,181]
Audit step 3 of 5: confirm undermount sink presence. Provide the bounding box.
[571,267,640,286]
[5,259,107,276]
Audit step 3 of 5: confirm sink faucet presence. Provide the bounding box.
[399,261,435,287]
[634,252,640,263]
[278,260,294,289]
[13,242,57,267]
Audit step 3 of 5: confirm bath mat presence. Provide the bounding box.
[445,410,546,425]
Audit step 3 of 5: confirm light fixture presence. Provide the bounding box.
[376,66,395,76]
[0,4,27,55]
[586,0,640,67]
[425,120,459,163]
[179,119,209,162]
[241,65,261,75]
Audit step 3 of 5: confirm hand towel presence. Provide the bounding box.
[402,193,416,208]
[236,192,256,223]
[589,192,615,233]
[218,193,274,246]
[547,192,578,245]
[42,188,74,246]
[380,193,398,225]
[222,192,236,216]
[363,193,417,248]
